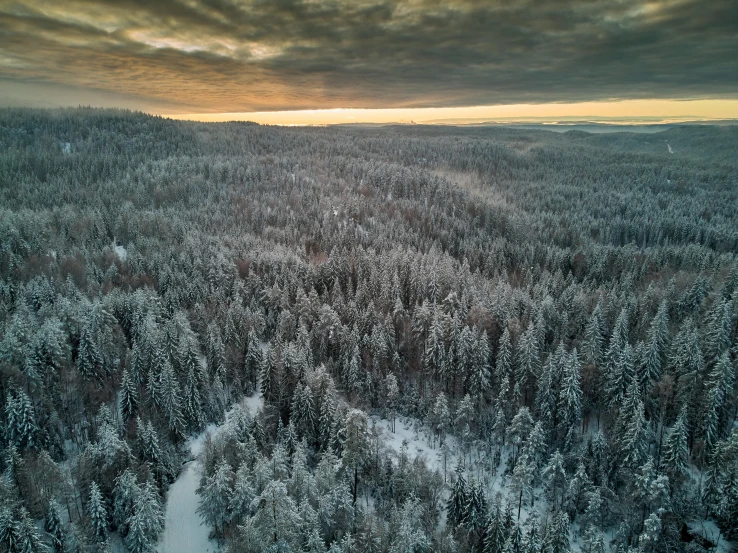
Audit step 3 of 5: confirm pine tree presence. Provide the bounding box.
[642,301,669,386]
[123,480,163,553]
[606,308,629,373]
[2,507,47,553]
[87,481,109,541]
[456,394,476,434]
[291,383,316,441]
[564,462,591,516]
[159,360,185,436]
[463,480,488,536]
[521,516,541,553]
[621,398,648,469]
[704,297,733,363]
[583,303,605,366]
[582,487,604,530]
[430,392,451,446]
[493,404,507,447]
[120,368,138,422]
[558,349,583,440]
[197,459,234,539]
[607,343,634,409]
[250,480,301,548]
[483,499,506,553]
[509,407,534,461]
[244,329,263,392]
[206,323,226,376]
[582,525,605,553]
[638,510,662,552]
[661,407,689,483]
[45,499,66,553]
[4,388,37,449]
[469,328,491,405]
[113,469,140,534]
[496,328,514,386]
[516,323,540,405]
[340,409,369,508]
[183,364,204,429]
[542,511,569,553]
[384,373,399,432]
[510,453,535,520]
[542,451,567,511]
[447,462,468,527]
[77,322,104,380]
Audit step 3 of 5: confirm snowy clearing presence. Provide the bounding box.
[112,240,127,261]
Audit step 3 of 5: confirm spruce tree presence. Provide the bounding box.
[661,407,689,483]
[45,499,66,553]
[87,481,108,541]
[197,459,235,539]
[447,462,468,527]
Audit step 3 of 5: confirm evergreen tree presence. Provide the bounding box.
[250,480,301,548]
[113,469,140,534]
[87,481,108,541]
[340,409,369,508]
[510,453,535,520]
[159,360,185,436]
[77,322,104,380]
[558,349,583,440]
[45,499,66,553]
[542,511,569,553]
[496,327,514,386]
[661,407,689,484]
[120,368,138,423]
[197,459,235,539]
[542,451,567,511]
[516,323,540,405]
[447,462,468,527]
[583,303,605,367]
[4,388,37,449]
[483,499,506,553]
[244,328,264,392]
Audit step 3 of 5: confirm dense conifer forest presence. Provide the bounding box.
[1,108,737,553]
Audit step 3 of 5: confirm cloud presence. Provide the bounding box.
[0,0,736,112]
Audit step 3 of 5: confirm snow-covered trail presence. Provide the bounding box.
[157,458,216,553]
[157,392,263,553]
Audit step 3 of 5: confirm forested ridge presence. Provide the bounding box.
[0,108,737,553]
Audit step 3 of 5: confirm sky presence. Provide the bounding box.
[1,0,737,125]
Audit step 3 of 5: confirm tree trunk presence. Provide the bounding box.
[353,466,358,506]
[518,488,523,520]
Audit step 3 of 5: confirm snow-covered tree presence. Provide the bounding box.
[197,459,235,539]
[87,481,108,541]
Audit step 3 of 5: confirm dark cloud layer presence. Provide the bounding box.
[0,0,736,112]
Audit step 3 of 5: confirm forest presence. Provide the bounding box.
[0,108,737,553]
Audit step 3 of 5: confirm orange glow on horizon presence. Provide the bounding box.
[161,99,738,126]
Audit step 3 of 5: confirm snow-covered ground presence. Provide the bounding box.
[112,240,127,261]
[370,413,568,532]
[157,392,264,553]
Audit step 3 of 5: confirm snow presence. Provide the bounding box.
[370,416,454,474]
[157,460,216,553]
[158,391,264,553]
[112,240,127,261]
[370,413,547,528]
[686,519,731,553]
[667,143,674,154]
